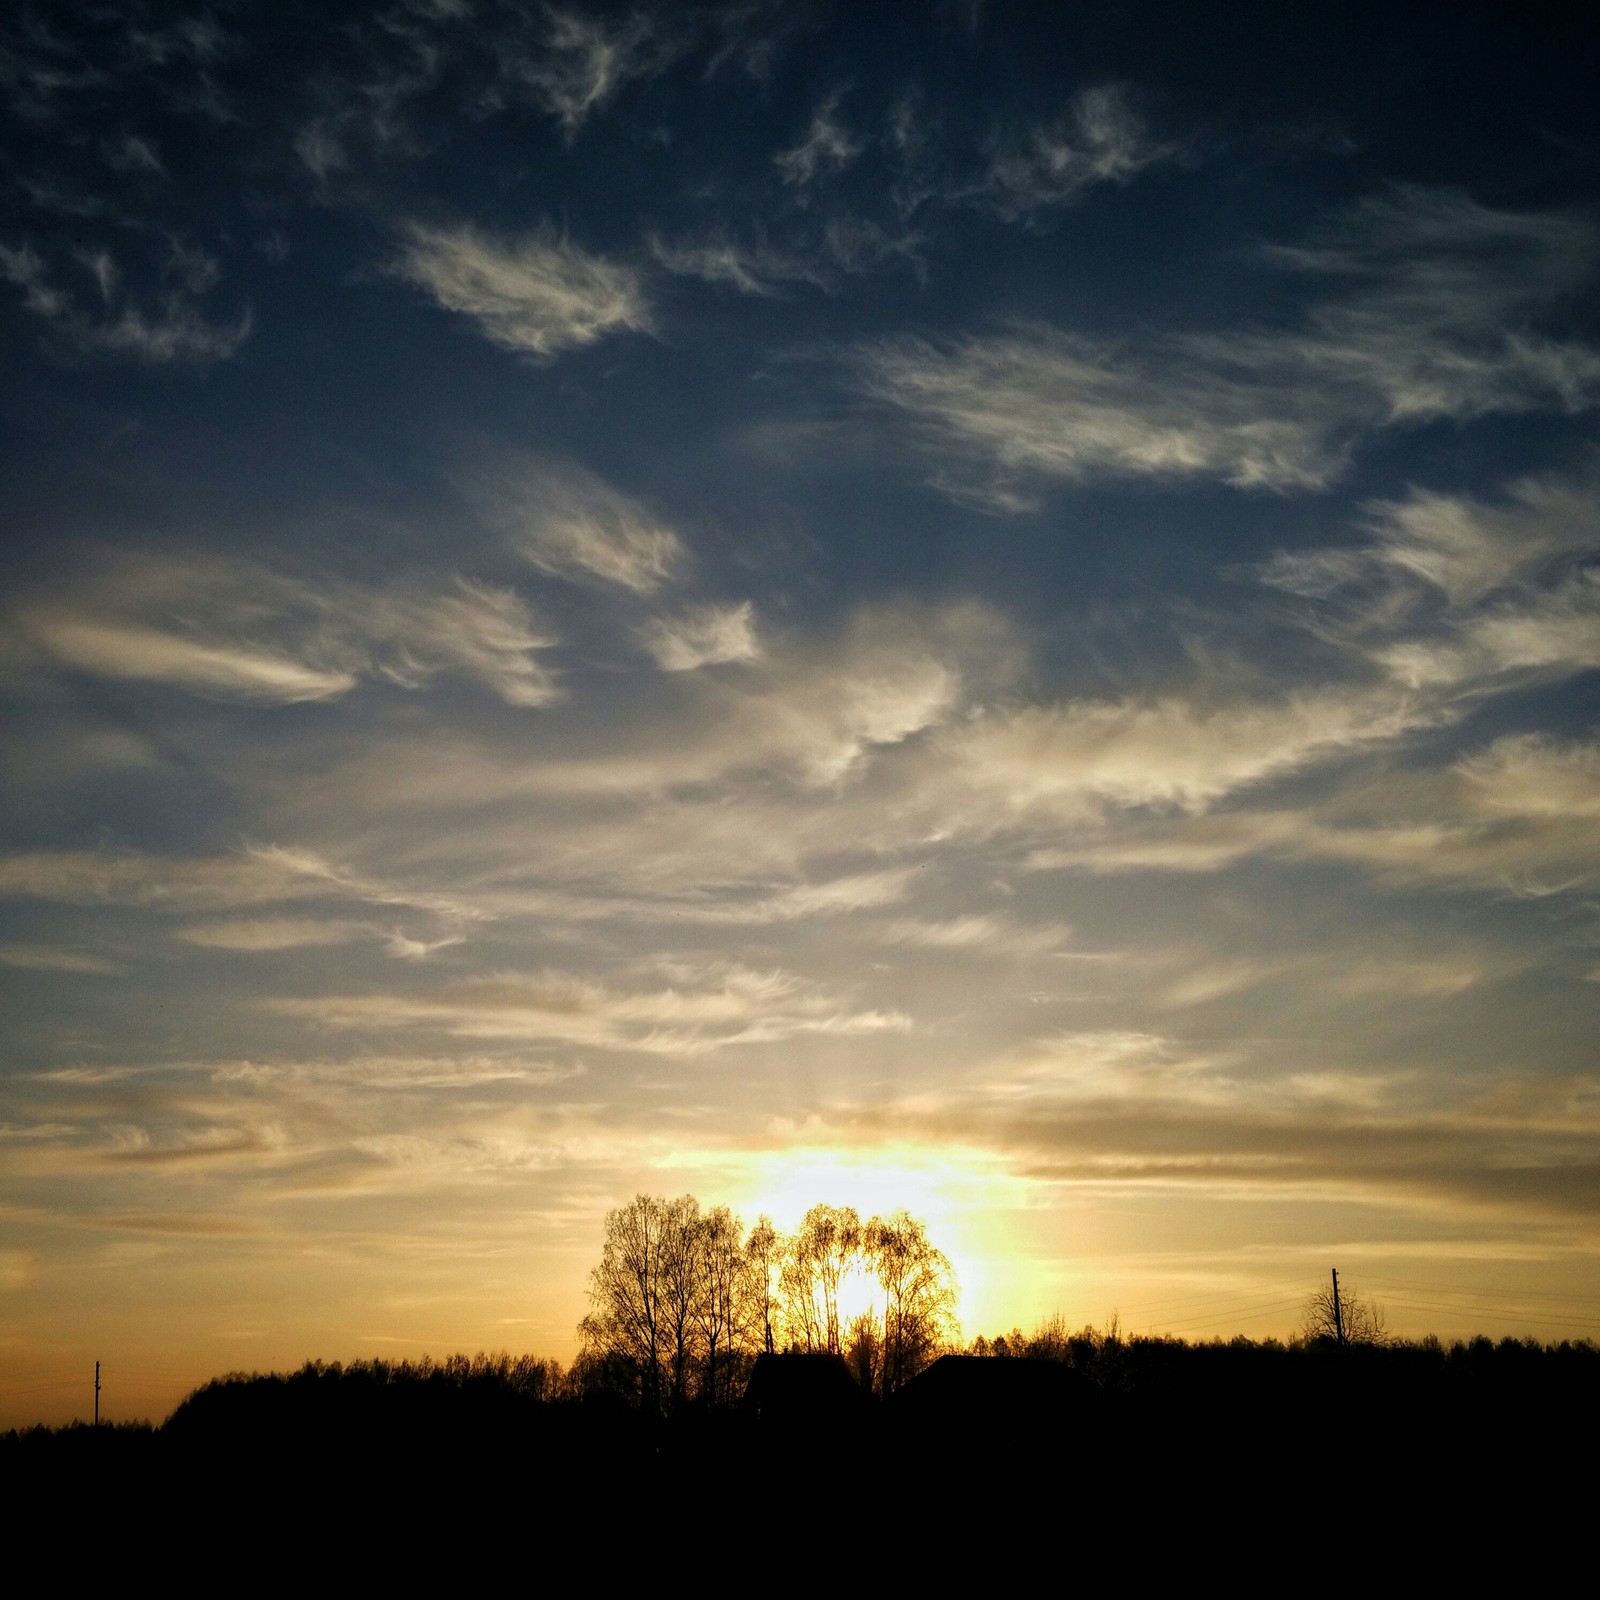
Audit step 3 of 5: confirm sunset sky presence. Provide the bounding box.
[5,1,1600,1426]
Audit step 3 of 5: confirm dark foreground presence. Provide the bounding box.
[7,1340,1594,1575]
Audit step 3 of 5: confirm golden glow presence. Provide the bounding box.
[725,1140,1036,1338]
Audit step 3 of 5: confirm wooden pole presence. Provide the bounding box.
[94,1359,100,1426]
[1332,1268,1345,1348]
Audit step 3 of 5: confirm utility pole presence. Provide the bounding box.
[1332,1268,1345,1348]
[94,1360,100,1426]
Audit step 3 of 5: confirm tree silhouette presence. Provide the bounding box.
[867,1209,958,1393]
[780,1203,861,1355]
[577,1192,958,1407]
[578,1193,671,1412]
[1300,1276,1388,1346]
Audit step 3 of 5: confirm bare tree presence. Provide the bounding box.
[747,1215,781,1355]
[866,1208,958,1392]
[578,1193,670,1412]
[655,1194,705,1411]
[780,1204,862,1354]
[578,1193,957,1407]
[695,1204,758,1406]
[1299,1275,1388,1346]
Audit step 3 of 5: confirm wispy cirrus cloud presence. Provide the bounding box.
[3,551,559,706]
[1025,727,1600,894]
[649,230,828,295]
[474,455,685,593]
[275,960,910,1058]
[395,222,650,358]
[856,1031,1600,1222]
[775,88,860,190]
[651,216,921,295]
[641,601,759,669]
[0,239,250,364]
[0,943,121,975]
[981,83,1181,221]
[941,684,1440,823]
[0,842,486,924]
[499,5,674,135]
[856,188,1600,501]
[1263,466,1600,699]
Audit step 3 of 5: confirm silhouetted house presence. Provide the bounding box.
[742,1351,869,1424]
[890,1355,1098,1439]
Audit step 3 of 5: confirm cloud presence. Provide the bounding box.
[1459,735,1600,821]
[476,456,685,593]
[175,918,372,952]
[17,614,359,702]
[650,217,921,295]
[503,6,669,134]
[0,849,332,913]
[0,842,487,923]
[395,222,650,357]
[830,1033,1600,1223]
[854,325,1345,494]
[641,602,759,669]
[775,89,860,189]
[879,915,1071,959]
[649,231,828,295]
[0,944,121,974]
[944,686,1439,821]
[4,553,559,707]
[1263,467,1600,701]
[1265,475,1600,608]
[1023,734,1600,893]
[0,239,250,364]
[982,84,1180,220]
[855,189,1600,500]
[275,961,910,1057]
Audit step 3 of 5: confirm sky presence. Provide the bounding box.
[4,0,1600,1426]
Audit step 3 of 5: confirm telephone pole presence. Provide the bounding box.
[94,1360,100,1426]
[1331,1268,1345,1348]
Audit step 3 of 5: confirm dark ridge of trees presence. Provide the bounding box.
[8,1323,1598,1565]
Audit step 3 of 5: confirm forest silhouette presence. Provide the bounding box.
[7,1194,1598,1558]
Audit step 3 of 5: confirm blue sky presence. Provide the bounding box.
[4,1,1600,1421]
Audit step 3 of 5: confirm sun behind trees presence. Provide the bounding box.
[576,1194,958,1412]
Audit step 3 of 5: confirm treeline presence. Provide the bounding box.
[966,1312,1600,1397]
[573,1193,957,1411]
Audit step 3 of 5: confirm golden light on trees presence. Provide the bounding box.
[576,1188,963,1408]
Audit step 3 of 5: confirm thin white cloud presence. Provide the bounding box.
[478,456,684,593]
[18,615,358,702]
[855,325,1344,493]
[4,554,559,707]
[1266,476,1600,608]
[276,962,910,1057]
[0,849,326,913]
[945,686,1438,821]
[880,915,1071,959]
[0,943,121,974]
[983,83,1180,221]
[650,217,921,295]
[641,601,759,670]
[395,222,650,358]
[504,6,667,135]
[775,89,860,189]
[1263,467,1600,702]
[0,239,249,365]
[1458,735,1600,821]
[856,189,1600,500]
[175,918,371,952]
[648,231,828,295]
[0,842,487,924]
